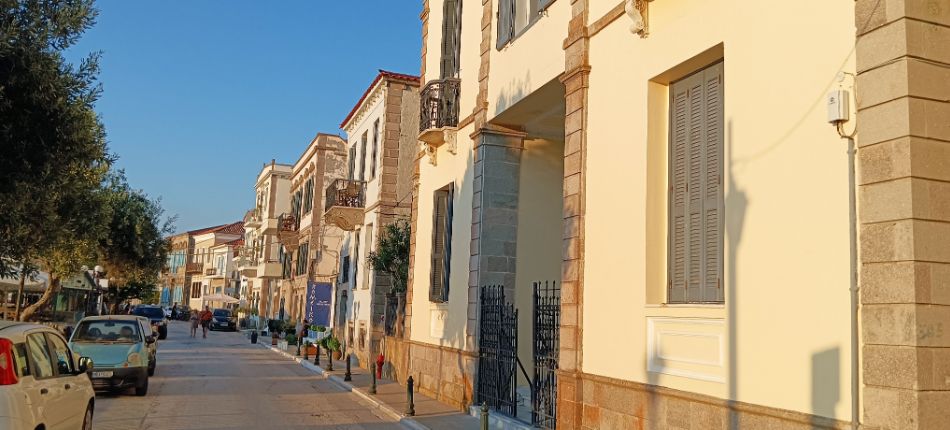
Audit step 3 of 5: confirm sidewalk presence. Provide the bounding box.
[260,339,480,430]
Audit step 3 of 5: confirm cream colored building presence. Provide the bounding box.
[327,70,420,368]
[238,161,292,319]
[186,222,243,310]
[277,134,348,323]
[394,0,950,429]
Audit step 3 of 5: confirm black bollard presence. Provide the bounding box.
[370,363,377,394]
[406,376,415,416]
[295,338,301,356]
[326,349,333,371]
[250,331,258,344]
[480,402,489,430]
[304,343,309,360]
[314,344,320,366]
[344,353,352,381]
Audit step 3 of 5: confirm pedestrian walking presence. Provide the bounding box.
[189,310,199,338]
[199,306,213,338]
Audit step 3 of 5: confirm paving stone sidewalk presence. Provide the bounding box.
[262,340,481,430]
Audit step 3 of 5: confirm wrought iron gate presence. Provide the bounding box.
[532,281,560,429]
[476,285,519,417]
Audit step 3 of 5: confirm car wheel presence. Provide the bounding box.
[135,376,149,396]
[82,401,94,430]
[158,328,167,340]
[148,361,156,376]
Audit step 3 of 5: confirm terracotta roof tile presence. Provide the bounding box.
[340,69,421,129]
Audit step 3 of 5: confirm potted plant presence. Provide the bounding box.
[304,340,317,356]
[281,333,296,351]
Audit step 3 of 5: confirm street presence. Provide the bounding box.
[93,321,402,430]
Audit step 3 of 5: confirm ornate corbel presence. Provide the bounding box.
[625,0,649,38]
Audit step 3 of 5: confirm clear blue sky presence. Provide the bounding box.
[66,1,422,233]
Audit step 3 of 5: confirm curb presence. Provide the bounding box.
[257,342,429,430]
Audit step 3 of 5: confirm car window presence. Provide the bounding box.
[45,333,74,376]
[13,343,30,377]
[73,320,141,343]
[26,333,54,379]
[132,307,164,318]
[213,309,230,317]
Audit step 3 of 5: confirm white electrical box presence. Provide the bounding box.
[827,90,850,124]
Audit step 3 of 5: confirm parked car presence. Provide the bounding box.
[132,305,168,339]
[68,315,156,396]
[177,305,192,321]
[209,308,236,331]
[0,321,96,430]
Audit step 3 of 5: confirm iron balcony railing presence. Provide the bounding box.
[325,179,365,212]
[185,262,204,274]
[419,78,461,132]
[278,213,297,232]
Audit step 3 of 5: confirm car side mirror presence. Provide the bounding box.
[77,356,93,374]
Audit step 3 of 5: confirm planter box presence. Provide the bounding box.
[277,340,288,350]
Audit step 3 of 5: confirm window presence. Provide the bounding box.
[441,0,462,78]
[348,146,356,180]
[363,224,374,290]
[46,333,74,376]
[340,255,350,283]
[668,61,724,304]
[370,120,380,180]
[297,242,309,276]
[353,232,361,287]
[497,0,552,49]
[303,178,314,214]
[359,133,368,181]
[13,343,30,377]
[430,183,454,302]
[25,333,53,379]
[191,282,201,298]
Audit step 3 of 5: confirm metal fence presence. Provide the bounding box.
[419,78,461,132]
[532,281,560,429]
[476,285,519,417]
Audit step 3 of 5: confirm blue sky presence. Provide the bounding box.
[66,1,422,233]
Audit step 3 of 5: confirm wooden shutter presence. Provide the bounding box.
[440,0,462,78]
[702,62,724,302]
[348,146,356,180]
[430,184,454,302]
[497,0,514,49]
[668,61,724,303]
[359,135,367,181]
[370,121,379,180]
[668,78,689,303]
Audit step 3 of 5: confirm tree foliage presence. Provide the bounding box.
[366,220,410,293]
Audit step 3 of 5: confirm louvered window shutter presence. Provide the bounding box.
[430,185,453,302]
[370,121,379,180]
[359,135,367,181]
[348,146,356,180]
[669,62,724,304]
[702,62,724,302]
[668,79,689,303]
[496,0,514,49]
[440,0,461,78]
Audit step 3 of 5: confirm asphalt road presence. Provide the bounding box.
[92,321,402,430]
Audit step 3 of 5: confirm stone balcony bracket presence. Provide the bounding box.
[419,127,458,166]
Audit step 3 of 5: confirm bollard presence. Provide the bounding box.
[303,343,309,361]
[314,344,320,366]
[344,353,352,381]
[250,331,258,344]
[326,349,333,371]
[295,338,301,356]
[370,363,377,394]
[480,402,489,430]
[406,376,415,416]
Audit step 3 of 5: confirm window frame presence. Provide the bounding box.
[429,183,454,303]
[24,332,55,380]
[44,332,75,377]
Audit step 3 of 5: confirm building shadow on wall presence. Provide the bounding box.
[811,347,841,426]
[725,120,748,430]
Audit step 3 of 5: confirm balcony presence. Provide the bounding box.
[262,217,280,235]
[324,179,365,231]
[277,213,298,249]
[236,253,258,278]
[419,78,461,154]
[257,259,283,278]
[185,262,204,274]
[245,209,262,229]
[205,268,219,277]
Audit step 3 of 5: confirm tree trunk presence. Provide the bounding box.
[20,274,60,322]
[13,266,26,320]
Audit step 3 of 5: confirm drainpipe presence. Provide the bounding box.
[847,137,859,430]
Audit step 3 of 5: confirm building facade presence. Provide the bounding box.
[328,70,420,368]
[160,232,189,307]
[391,0,950,429]
[238,160,293,319]
[277,134,348,323]
[186,222,244,310]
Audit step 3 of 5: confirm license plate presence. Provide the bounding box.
[92,371,113,378]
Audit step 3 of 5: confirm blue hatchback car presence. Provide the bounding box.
[68,316,157,396]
